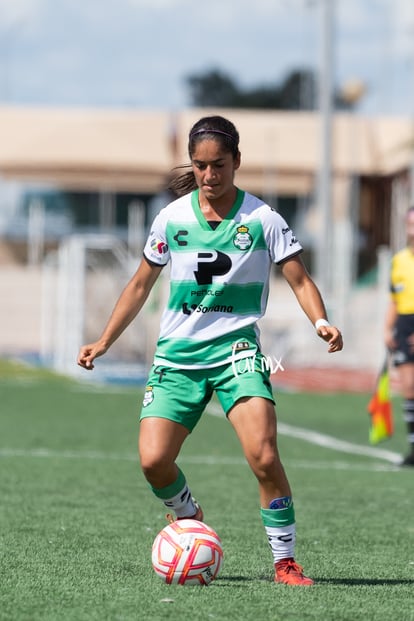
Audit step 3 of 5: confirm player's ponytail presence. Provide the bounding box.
[168,166,197,197]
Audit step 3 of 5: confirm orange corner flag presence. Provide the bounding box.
[367,359,394,445]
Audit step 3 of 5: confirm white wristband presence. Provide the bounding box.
[315,318,330,330]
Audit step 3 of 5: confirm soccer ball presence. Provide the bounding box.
[151,518,223,586]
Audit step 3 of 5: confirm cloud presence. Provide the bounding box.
[1,0,413,114]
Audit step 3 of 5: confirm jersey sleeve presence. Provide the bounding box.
[260,206,303,264]
[143,211,171,266]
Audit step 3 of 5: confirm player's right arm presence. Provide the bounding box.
[77,257,163,370]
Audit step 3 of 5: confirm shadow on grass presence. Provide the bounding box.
[316,577,414,586]
[217,575,256,582]
[215,574,272,586]
[217,575,414,587]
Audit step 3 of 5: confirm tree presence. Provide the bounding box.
[186,69,242,107]
[185,67,354,111]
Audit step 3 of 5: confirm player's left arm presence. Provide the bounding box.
[280,255,343,353]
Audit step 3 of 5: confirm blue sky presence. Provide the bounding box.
[1,0,414,116]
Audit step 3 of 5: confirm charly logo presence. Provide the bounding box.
[233,225,253,250]
[173,230,189,246]
[143,385,154,407]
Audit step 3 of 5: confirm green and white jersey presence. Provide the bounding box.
[143,188,302,369]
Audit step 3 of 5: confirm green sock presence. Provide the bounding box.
[261,497,296,563]
[150,468,196,518]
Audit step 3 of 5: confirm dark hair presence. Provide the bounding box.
[168,116,240,197]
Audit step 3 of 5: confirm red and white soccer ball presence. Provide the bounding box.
[152,519,223,586]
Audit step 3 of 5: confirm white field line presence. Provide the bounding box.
[0,405,402,470]
[0,447,401,472]
[277,422,402,464]
[205,404,403,465]
[0,447,138,461]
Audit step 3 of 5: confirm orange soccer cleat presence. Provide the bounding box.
[275,558,314,586]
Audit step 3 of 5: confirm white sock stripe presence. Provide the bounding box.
[160,484,196,517]
[403,399,414,416]
[265,524,296,563]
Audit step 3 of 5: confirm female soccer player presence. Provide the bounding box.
[77,115,343,585]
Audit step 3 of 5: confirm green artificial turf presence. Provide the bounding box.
[0,360,413,621]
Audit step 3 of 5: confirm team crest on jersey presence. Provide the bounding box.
[143,385,154,407]
[150,237,168,255]
[233,225,253,250]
